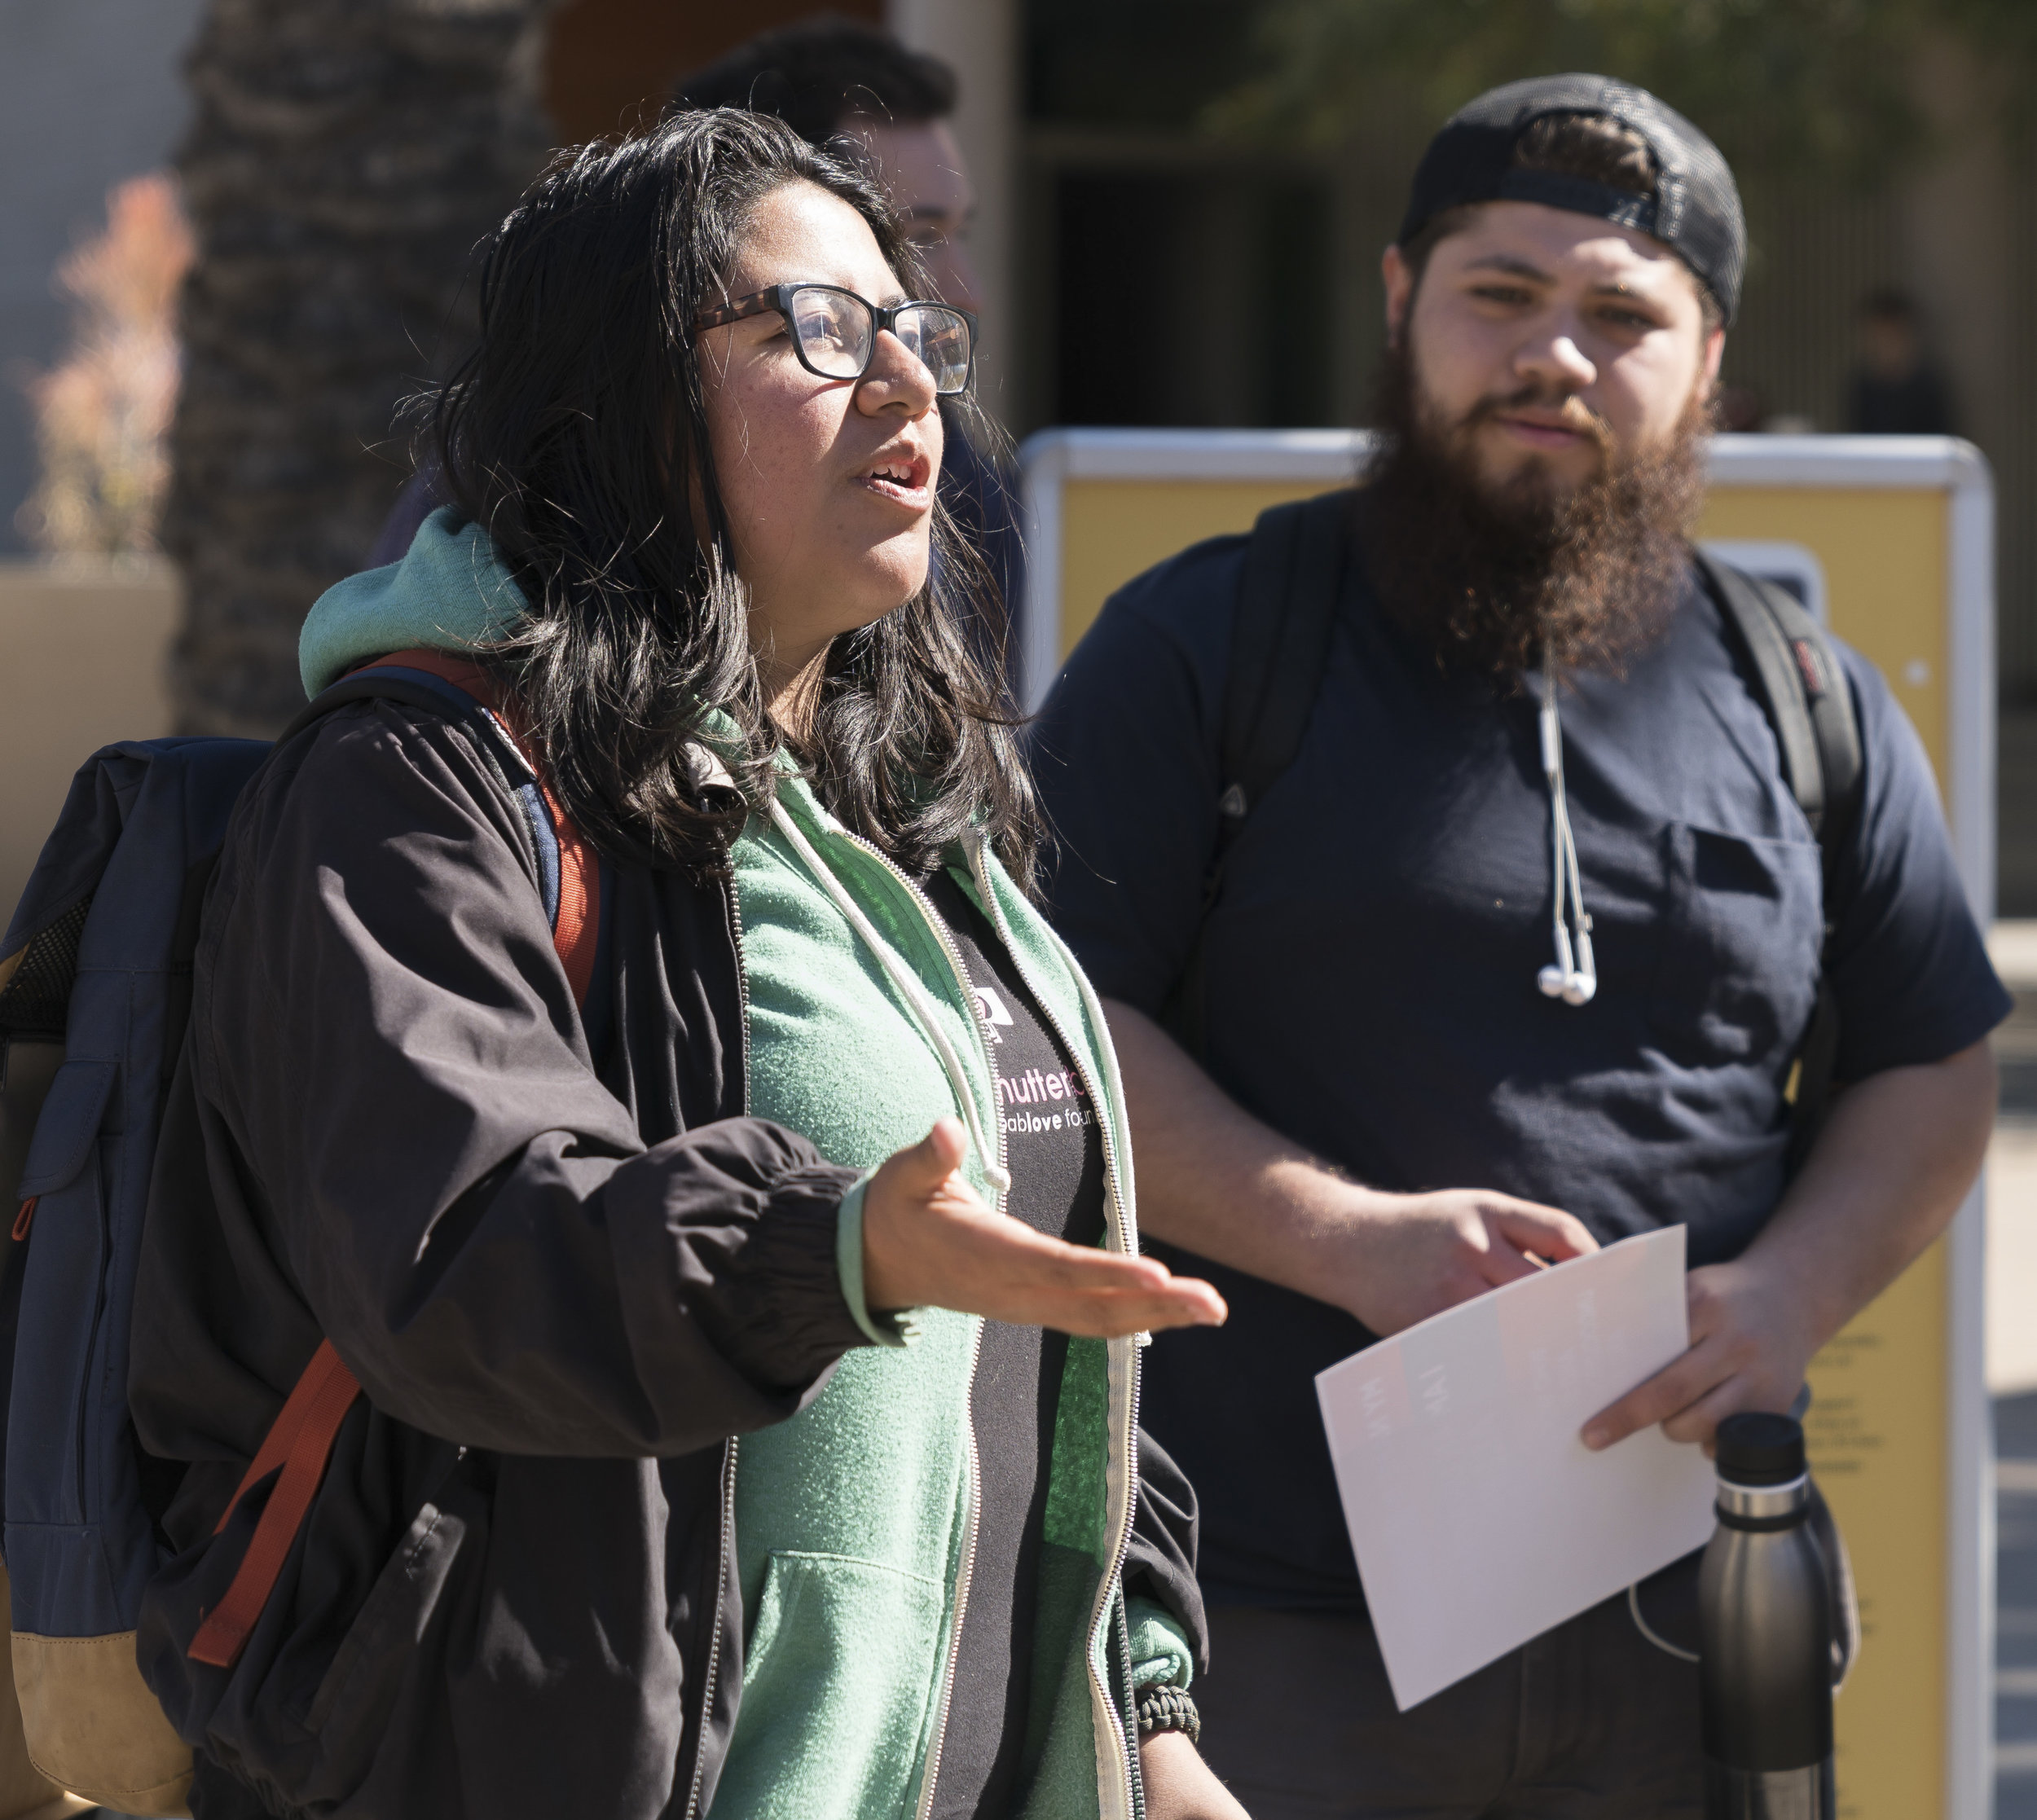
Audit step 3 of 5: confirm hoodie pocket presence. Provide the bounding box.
[717,1550,947,1820]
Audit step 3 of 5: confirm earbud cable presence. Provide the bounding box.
[1627,1583,1701,1663]
[1538,653,1597,1003]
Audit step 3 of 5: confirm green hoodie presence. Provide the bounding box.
[299,512,1191,1820]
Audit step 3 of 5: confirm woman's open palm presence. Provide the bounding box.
[862,1119,1228,1338]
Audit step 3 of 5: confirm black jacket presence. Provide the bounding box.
[130,688,1203,1819]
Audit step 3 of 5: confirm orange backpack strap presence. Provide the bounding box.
[341,648,600,1007]
[187,1340,362,1668]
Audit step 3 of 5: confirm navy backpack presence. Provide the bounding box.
[0,653,596,1816]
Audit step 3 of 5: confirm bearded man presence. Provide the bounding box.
[1031,75,2006,1818]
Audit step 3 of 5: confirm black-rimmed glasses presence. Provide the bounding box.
[693,284,976,395]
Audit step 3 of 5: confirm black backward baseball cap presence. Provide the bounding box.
[1398,73,1747,324]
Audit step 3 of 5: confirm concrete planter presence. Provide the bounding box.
[0,561,177,924]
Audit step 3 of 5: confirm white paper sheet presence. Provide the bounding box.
[1315,1225,1717,1711]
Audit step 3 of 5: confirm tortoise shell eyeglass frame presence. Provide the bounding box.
[692,283,978,395]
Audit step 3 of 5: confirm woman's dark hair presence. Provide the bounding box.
[431,108,1033,886]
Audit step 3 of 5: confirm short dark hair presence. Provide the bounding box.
[1512,110,1657,196]
[1401,111,1725,329]
[433,109,1031,884]
[671,16,957,148]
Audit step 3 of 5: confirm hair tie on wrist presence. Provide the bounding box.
[1135,1684,1201,1743]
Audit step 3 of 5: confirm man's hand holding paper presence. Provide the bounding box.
[1315,1228,1718,1712]
[1582,1040,1997,1454]
[1580,1256,1819,1454]
[1310,1184,1599,1337]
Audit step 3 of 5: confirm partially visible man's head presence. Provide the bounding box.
[1857,286,1924,382]
[674,18,978,310]
[1367,78,1743,675]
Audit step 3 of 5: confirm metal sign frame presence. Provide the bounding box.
[1700,539,1829,623]
[1018,427,1996,1820]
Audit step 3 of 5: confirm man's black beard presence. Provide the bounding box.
[1362,336,1712,679]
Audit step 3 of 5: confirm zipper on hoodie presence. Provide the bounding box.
[682,1434,740,1820]
[821,824,1010,1820]
[1116,1592,1148,1820]
[963,834,1146,1820]
[683,863,752,1820]
[914,1317,987,1820]
[720,866,755,1117]
[766,802,1011,1820]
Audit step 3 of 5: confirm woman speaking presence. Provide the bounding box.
[131,109,1245,1820]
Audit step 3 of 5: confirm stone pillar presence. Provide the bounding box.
[887,0,1018,421]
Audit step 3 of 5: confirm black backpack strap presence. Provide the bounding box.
[1694,550,1866,1167]
[282,664,515,765]
[1168,489,1352,1054]
[1693,551,1863,846]
[1216,490,1353,851]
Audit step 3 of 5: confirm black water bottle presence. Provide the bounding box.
[1698,1412,1835,1820]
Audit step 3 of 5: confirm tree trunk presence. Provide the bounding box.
[1897,33,2035,697]
[164,0,557,736]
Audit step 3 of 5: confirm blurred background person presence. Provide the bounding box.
[677,15,979,310]
[1844,284,1956,437]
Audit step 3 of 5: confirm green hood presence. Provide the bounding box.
[299,507,526,697]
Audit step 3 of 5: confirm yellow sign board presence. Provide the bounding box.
[1019,429,1995,1820]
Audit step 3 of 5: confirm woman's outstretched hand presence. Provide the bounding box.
[862,1119,1228,1338]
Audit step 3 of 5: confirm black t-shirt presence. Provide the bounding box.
[1032,525,2008,1613]
[919,868,1106,1820]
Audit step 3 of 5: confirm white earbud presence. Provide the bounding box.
[1535,656,1599,1009]
[1538,965,1596,1005]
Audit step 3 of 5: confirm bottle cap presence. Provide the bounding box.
[1714,1411,1806,1485]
